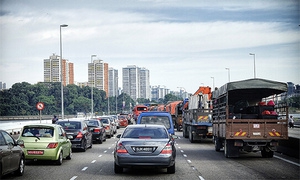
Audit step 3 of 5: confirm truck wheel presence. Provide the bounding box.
[261,148,274,158]
[183,127,188,138]
[214,137,221,152]
[189,131,194,143]
[224,140,239,158]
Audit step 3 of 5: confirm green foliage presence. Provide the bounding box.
[163,93,182,104]
[0,82,135,116]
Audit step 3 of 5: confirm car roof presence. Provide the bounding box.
[139,111,171,116]
[126,124,166,129]
[57,119,85,122]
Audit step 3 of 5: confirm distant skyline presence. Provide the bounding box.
[1,0,299,93]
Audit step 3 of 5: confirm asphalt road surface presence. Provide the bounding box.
[3,128,300,180]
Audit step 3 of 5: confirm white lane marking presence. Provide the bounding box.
[112,144,115,146]
[82,167,88,171]
[274,155,300,167]
[70,176,77,180]
[180,150,184,153]
[183,154,187,157]
[187,159,192,163]
[178,146,181,149]
[91,160,96,163]
[199,176,206,180]
[108,147,111,149]
[98,155,102,157]
[104,150,107,153]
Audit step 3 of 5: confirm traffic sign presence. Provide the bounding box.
[36,102,45,111]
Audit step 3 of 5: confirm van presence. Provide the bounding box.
[136,111,175,135]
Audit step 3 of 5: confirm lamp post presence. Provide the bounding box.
[91,55,97,118]
[225,68,230,82]
[115,77,118,114]
[211,77,215,90]
[60,24,68,120]
[249,53,256,78]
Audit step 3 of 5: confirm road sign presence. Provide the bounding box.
[36,102,45,111]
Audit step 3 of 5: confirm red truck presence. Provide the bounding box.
[132,105,148,122]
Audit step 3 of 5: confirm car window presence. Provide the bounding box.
[122,127,168,139]
[22,127,54,137]
[86,120,99,126]
[57,121,81,129]
[140,116,171,129]
[0,132,7,145]
[101,119,109,124]
[2,131,15,144]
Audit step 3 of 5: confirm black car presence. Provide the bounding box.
[57,119,92,152]
[0,130,25,178]
[85,119,106,144]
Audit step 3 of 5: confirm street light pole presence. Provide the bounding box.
[91,55,96,118]
[249,53,256,78]
[60,24,68,120]
[115,77,118,114]
[225,68,230,82]
[211,77,215,90]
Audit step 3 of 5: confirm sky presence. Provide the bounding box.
[0,0,299,94]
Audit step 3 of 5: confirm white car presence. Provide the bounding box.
[99,117,114,138]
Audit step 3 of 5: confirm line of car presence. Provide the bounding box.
[0,114,127,178]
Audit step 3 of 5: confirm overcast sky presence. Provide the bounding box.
[0,0,299,93]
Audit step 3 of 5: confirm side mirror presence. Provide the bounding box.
[17,140,24,146]
[171,135,178,139]
[8,142,14,149]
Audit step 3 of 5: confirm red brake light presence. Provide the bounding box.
[47,142,58,149]
[94,128,101,133]
[116,143,128,153]
[160,143,172,154]
[76,131,83,138]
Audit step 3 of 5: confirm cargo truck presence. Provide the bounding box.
[182,86,213,143]
[165,101,183,131]
[212,78,288,158]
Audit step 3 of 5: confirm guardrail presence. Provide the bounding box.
[0,115,76,121]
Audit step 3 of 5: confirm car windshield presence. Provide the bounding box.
[140,116,171,129]
[57,121,81,129]
[86,120,99,127]
[100,119,109,124]
[22,127,54,137]
[122,127,168,139]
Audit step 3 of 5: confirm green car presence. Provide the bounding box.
[18,124,72,165]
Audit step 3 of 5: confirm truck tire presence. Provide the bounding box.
[261,148,274,158]
[189,130,195,143]
[224,140,239,158]
[214,136,221,152]
[183,126,188,138]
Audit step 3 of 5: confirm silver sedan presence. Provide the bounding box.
[114,124,177,174]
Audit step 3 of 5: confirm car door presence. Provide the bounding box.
[0,131,11,175]
[57,127,70,157]
[1,131,20,173]
[82,122,92,146]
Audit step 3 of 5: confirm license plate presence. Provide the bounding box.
[28,150,44,155]
[133,147,153,152]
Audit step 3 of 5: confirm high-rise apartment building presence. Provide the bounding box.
[88,59,109,97]
[109,67,119,97]
[140,68,151,99]
[44,53,74,86]
[151,85,169,101]
[0,82,6,90]
[123,65,140,100]
[122,65,151,100]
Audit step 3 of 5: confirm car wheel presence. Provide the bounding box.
[167,163,175,174]
[66,147,72,160]
[114,163,123,174]
[56,151,63,165]
[99,136,103,144]
[15,155,25,176]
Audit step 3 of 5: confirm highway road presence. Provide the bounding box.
[2,127,300,180]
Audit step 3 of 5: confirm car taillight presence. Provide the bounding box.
[94,128,101,133]
[76,132,83,138]
[47,142,58,149]
[160,143,172,154]
[116,143,128,153]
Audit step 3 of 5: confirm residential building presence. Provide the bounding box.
[0,82,6,90]
[109,67,119,97]
[44,53,74,86]
[88,59,109,97]
[140,68,151,100]
[122,65,140,100]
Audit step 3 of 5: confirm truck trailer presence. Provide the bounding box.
[182,86,213,143]
[212,78,288,158]
[165,101,183,131]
